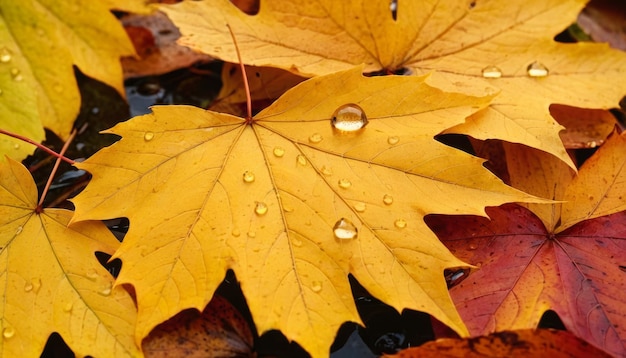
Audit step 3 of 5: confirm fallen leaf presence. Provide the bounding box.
[385,329,613,358]
[0,0,142,159]
[161,0,626,168]
[71,67,543,357]
[0,158,139,357]
[550,104,617,149]
[578,0,626,51]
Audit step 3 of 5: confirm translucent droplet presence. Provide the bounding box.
[353,202,366,212]
[321,166,333,176]
[3,326,15,339]
[99,283,112,296]
[247,231,256,238]
[0,48,11,63]
[14,226,22,236]
[586,141,597,148]
[231,228,241,237]
[331,103,368,132]
[10,68,23,82]
[13,143,20,150]
[273,147,285,157]
[291,237,303,247]
[333,218,358,240]
[255,202,268,215]
[243,171,255,183]
[63,302,73,312]
[394,219,407,229]
[309,133,323,143]
[338,178,352,189]
[311,281,322,293]
[296,155,307,166]
[31,278,41,293]
[481,65,502,78]
[383,194,393,205]
[526,61,549,77]
[387,136,400,145]
[143,132,154,141]
[468,243,478,250]
[24,282,33,292]
[86,269,98,281]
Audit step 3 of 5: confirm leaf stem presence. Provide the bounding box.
[0,128,75,165]
[36,128,77,212]
[226,24,252,122]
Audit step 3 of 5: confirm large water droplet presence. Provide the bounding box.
[0,48,12,63]
[255,202,268,215]
[296,155,307,166]
[2,326,15,339]
[99,283,112,296]
[387,136,400,145]
[394,219,407,229]
[143,132,154,141]
[311,281,323,293]
[10,68,23,82]
[383,194,394,205]
[273,146,285,157]
[481,65,502,78]
[331,103,368,132]
[526,61,549,77]
[309,133,323,143]
[338,178,352,189]
[353,202,366,212]
[243,171,255,183]
[333,218,358,240]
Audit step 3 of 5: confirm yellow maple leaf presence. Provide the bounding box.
[161,0,626,169]
[0,0,146,160]
[71,67,546,357]
[0,158,140,357]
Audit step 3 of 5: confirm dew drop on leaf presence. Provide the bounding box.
[291,237,303,247]
[143,131,154,141]
[255,202,268,215]
[296,155,307,166]
[481,65,502,78]
[331,103,368,132]
[231,228,241,237]
[99,283,112,296]
[10,68,23,82]
[14,226,22,236]
[23,282,33,292]
[333,218,358,240]
[243,171,255,183]
[387,136,400,145]
[309,133,323,143]
[247,231,257,238]
[383,194,394,205]
[31,278,41,293]
[86,268,98,281]
[273,146,285,157]
[311,281,322,293]
[63,302,73,312]
[468,243,478,250]
[394,219,407,229]
[338,178,352,189]
[321,166,333,176]
[2,327,15,339]
[353,202,366,212]
[13,143,20,150]
[526,61,549,77]
[0,48,11,63]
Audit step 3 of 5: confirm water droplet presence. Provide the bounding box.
[338,178,352,189]
[383,194,394,205]
[321,166,333,176]
[13,143,20,150]
[24,282,33,292]
[481,65,502,78]
[15,226,22,236]
[3,326,15,339]
[143,132,154,141]
[333,218,358,240]
[63,302,73,312]
[247,231,256,238]
[243,171,255,183]
[99,283,112,296]
[387,136,400,145]
[586,141,597,148]
[273,146,285,157]
[309,133,323,143]
[0,48,11,63]
[231,228,241,237]
[291,237,303,247]
[10,68,23,82]
[31,278,41,293]
[468,243,478,250]
[526,61,549,77]
[296,155,307,166]
[311,281,322,293]
[255,202,268,215]
[331,103,368,132]
[85,269,98,281]
[394,219,407,229]
[353,202,366,212]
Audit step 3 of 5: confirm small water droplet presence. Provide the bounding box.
[273,146,285,157]
[86,269,98,281]
[243,171,255,183]
[13,143,20,150]
[247,231,256,238]
[10,68,23,82]
[526,61,549,77]
[468,243,478,250]
[144,132,154,141]
[331,103,368,132]
[338,178,352,189]
[311,281,322,293]
[333,218,358,240]
[383,194,394,205]
[292,237,303,247]
[481,65,502,78]
[231,228,241,237]
[24,282,33,292]
[309,133,323,143]
[387,136,400,145]
[320,166,333,176]
[31,278,41,293]
[0,48,12,63]
[14,226,22,236]
[3,326,15,339]
[63,302,73,312]
[353,202,366,212]
[296,155,307,166]
[586,141,597,148]
[394,219,407,229]
[99,283,112,296]
[255,202,268,215]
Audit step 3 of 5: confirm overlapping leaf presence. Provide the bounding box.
[426,131,626,356]
[0,158,139,357]
[0,0,145,159]
[162,0,626,168]
[71,67,544,357]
